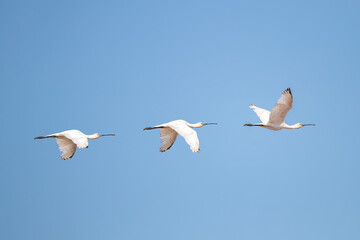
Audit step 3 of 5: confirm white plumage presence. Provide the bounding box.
[144,120,217,153]
[34,130,115,160]
[245,88,315,130]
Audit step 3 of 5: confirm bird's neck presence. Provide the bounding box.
[187,122,202,128]
[283,124,301,129]
[86,134,100,139]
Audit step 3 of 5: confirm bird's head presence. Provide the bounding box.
[99,133,116,137]
[87,133,115,139]
[88,133,103,139]
[95,133,116,139]
[198,122,218,127]
[297,123,316,128]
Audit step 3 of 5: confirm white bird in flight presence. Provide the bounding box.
[34,130,115,160]
[144,120,217,153]
[244,88,315,131]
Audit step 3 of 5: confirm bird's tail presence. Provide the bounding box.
[143,126,164,130]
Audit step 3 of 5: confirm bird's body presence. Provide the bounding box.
[144,120,217,153]
[34,130,115,160]
[245,88,315,131]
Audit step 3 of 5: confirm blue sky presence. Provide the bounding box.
[1,0,360,239]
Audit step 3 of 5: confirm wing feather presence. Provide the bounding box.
[159,128,178,152]
[268,88,293,125]
[183,130,200,153]
[61,130,88,149]
[249,104,270,123]
[169,123,200,153]
[56,137,77,160]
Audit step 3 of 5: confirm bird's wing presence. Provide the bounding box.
[268,88,293,125]
[61,131,88,149]
[159,128,178,152]
[170,124,200,153]
[56,137,77,160]
[249,104,271,123]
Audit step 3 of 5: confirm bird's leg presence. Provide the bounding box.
[34,135,57,139]
[143,126,164,130]
[244,123,264,127]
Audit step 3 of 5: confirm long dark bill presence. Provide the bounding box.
[100,134,116,136]
[302,124,316,126]
[203,123,218,125]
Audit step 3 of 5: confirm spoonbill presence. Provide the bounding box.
[34,130,115,160]
[244,88,315,131]
[144,120,217,153]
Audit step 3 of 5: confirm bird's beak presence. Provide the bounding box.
[203,123,218,126]
[100,134,116,136]
[302,124,316,126]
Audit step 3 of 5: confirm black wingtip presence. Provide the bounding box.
[285,88,292,95]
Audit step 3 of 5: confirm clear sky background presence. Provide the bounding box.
[1,0,360,239]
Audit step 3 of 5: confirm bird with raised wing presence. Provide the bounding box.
[34,130,115,160]
[144,120,217,153]
[244,88,315,131]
